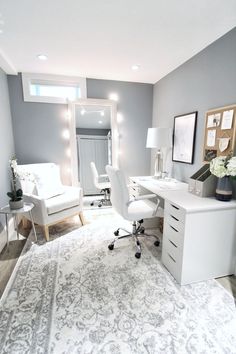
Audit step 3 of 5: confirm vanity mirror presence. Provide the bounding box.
[69,99,118,193]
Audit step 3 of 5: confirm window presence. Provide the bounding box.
[22,73,87,103]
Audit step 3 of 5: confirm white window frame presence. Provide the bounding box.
[22,73,87,104]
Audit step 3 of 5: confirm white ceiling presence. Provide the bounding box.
[0,0,235,83]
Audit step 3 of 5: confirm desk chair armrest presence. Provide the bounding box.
[99,174,109,182]
[133,193,157,201]
[127,194,162,216]
[127,193,157,206]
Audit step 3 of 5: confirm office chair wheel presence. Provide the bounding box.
[154,240,160,247]
[98,204,102,208]
[90,202,94,206]
[135,252,141,259]
[108,244,114,250]
[114,230,119,236]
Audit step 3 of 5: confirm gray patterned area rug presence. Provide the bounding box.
[0,214,236,354]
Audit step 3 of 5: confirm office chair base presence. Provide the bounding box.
[90,188,111,208]
[108,221,160,258]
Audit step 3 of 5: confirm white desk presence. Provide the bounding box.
[130,176,236,285]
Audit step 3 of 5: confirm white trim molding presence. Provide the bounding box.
[68,99,118,186]
[0,50,17,75]
[21,73,87,104]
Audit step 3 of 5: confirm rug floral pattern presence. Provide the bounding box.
[0,214,236,354]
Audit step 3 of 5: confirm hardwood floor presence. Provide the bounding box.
[217,276,236,299]
[0,222,30,298]
[0,215,236,299]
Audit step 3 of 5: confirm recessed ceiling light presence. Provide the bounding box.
[81,108,86,115]
[37,54,48,61]
[0,29,3,34]
[98,120,103,124]
[100,111,105,116]
[109,93,119,102]
[131,64,140,71]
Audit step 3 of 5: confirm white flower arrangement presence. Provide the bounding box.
[7,157,37,201]
[210,154,236,178]
[8,157,23,202]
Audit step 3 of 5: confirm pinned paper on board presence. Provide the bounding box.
[218,137,230,152]
[207,130,216,147]
[221,110,234,130]
[207,113,221,128]
[203,104,236,162]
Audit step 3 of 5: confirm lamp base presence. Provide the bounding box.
[154,150,163,179]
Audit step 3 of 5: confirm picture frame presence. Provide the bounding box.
[172,111,197,164]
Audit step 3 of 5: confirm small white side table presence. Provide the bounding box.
[0,202,37,251]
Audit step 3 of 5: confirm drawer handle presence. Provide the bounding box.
[171,204,179,210]
[168,253,176,263]
[170,225,178,233]
[169,239,177,248]
[170,214,179,222]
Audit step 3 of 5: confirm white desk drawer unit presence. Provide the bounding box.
[162,201,185,284]
[131,176,236,285]
[162,199,236,285]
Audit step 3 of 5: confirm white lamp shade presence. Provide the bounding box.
[146,127,172,149]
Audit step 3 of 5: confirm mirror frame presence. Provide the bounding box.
[68,98,118,186]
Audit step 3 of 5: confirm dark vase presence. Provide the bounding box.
[215,176,232,201]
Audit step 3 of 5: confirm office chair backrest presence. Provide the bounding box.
[106,165,129,218]
[90,162,100,189]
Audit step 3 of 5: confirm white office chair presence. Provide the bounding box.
[18,163,84,241]
[106,165,164,258]
[90,162,111,207]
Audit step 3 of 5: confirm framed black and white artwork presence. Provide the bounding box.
[172,111,197,164]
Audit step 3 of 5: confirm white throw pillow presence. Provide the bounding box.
[34,164,64,199]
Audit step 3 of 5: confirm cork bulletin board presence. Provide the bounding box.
[203,104,236,162]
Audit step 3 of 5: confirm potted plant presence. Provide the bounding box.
[7,157,24,209]
[210,153,236,201]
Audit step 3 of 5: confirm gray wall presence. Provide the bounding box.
[76,128,110,136]
[8,75,153,181]
[87,79,153,176]
[8,74,69,182]
[152,27,236,182]
[0,68,15,251]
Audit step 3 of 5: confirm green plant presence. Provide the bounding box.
[7,157,23,201]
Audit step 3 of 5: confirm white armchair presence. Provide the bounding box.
[18,163,84,241]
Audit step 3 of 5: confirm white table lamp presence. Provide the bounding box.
[146,127,172,178]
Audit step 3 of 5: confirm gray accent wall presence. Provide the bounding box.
[76,128,110,136]
[87,79,153,176]
[152,27,236,182]
[0,68,15,252]
[8,75,153,181]
[8,74,69,183]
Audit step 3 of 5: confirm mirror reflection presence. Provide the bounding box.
[76,104,112,195]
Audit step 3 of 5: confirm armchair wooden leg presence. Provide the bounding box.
[22,216,30,229]
[79,212,85,226]
[43,225,49,242]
